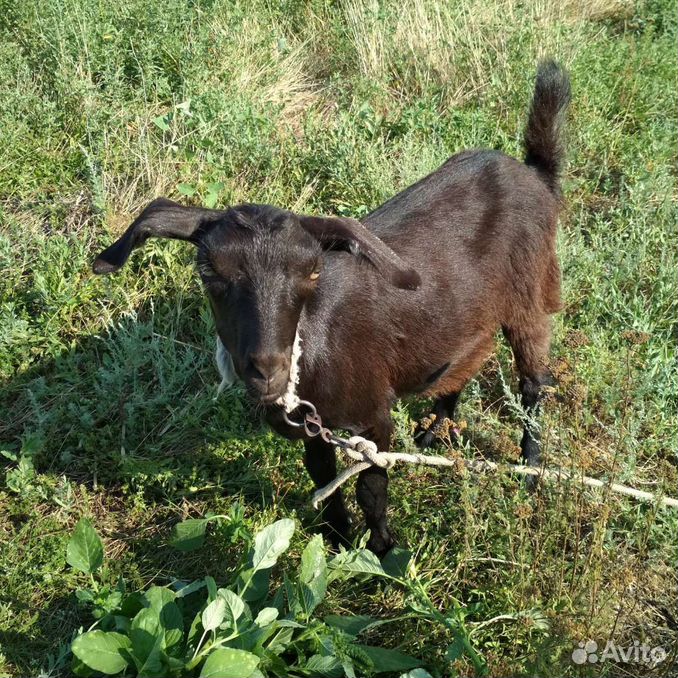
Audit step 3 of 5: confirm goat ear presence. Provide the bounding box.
[298,215,421,290]
[92,198,226,274]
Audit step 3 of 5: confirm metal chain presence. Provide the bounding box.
[282,399,351,449]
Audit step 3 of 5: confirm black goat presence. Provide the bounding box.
[93,61,570,556]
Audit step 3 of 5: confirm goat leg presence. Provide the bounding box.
[355,418,395,557]
[304,437,352,549]
[415,390,462,449]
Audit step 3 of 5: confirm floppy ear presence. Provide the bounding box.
[93,198,226,274]
[298,215,421,290]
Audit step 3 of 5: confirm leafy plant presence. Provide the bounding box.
[1,435,45,497]
[168,504,250,553]
[66,518,451,677]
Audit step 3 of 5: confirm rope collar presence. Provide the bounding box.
[275,328,303,412]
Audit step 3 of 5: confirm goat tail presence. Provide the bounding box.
[523,60,571,194]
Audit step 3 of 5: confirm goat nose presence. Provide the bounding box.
[249,352,286,382]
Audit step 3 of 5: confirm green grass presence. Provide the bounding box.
[0,0,676,675]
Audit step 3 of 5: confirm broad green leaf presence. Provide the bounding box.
[304,654,344,677]
[324,614,376,637]
[130,602,183,663]
[144,586,176,611]
[129,635,163,675]
[174,579,206,598]
[204,182,225,208]
[237,567,271,602]
[153,115,170,131]
[169,518,208,551]
[71,631,131,675]
[142,587,183,647]
[157,602,184,648]
[254,607,278,626]
[300,534,326,583]
[130,608,162,661]
[202,597,226,632]
[382,548,412,579]
[200,648,260,678]
[328,549,386,578]
[298,534,327,617]
[357,645,421,673]
[446,638,464,662]
[67,519,104,575]
[205,576,218,601]
[218,588,247,630]
[177,183,197,197]
[251,519,295,572]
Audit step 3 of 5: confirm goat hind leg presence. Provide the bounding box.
[415,390,462,449]
[503,319,553,467]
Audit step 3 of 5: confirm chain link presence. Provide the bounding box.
[282,399,351,447]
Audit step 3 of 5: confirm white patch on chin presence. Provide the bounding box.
[215,337,238,395]
[276,329,302,412]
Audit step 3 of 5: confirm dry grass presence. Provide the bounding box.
[340,0,638,108]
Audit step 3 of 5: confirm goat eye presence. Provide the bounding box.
[308,270,320,281]
[198,260,216,278]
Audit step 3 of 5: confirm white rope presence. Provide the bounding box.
[275,330,303,412]
[214,327,678,513]
[312,436,678,511]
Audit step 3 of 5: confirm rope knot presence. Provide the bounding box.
[347,436,394,469]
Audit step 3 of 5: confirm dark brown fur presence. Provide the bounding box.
[93,61,571,556]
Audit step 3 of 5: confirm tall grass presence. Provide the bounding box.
[0,0,676,676]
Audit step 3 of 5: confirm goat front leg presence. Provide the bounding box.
[304,437,352,549]
[356,418,394,557]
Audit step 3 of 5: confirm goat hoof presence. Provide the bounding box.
[523,473,539,493]
[324,525,353,552]
[520,443,541,492]
[414,426,458,450]
[522,462,541,492]
[415,429,438,449]
[367,529,395,559]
